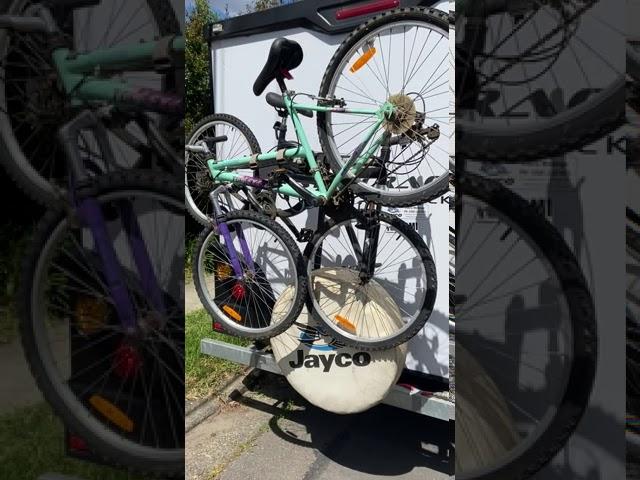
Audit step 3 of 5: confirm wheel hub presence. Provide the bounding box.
[384,93,417,135]
[113,341,143,379]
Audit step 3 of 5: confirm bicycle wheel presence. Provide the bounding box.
[18,171,184,475]
[0,0,180,205]
[186,113,261,225]
[455,172,596,480]
[628,307,640,477]
[193,209,307,340]
[627,208,640,412]
[304,209,437,350]
[318,7,451,207]
[455,1,626,161]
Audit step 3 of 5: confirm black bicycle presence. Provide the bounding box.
[454,153,596,480]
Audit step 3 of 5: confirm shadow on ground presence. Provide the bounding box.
[229,371,454,479]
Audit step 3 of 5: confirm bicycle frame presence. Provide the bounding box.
[52,36,184,107]
[60,110,167,332]
[207,94,394,203]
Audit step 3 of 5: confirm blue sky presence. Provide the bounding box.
[185,0,295,19]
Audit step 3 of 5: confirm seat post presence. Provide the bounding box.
[276,76,288,93]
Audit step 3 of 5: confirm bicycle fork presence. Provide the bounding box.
[59,110,166,333]
[357,202,382,284]
[209,186,255,279]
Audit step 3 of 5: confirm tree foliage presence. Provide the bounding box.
[248,0,282,12]
[245,0,298,13]
[185,0,217,134]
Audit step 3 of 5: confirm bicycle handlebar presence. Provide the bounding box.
[0,16,48,32]
[185,143,209,154]
[117,88,183,116]
[0,4,58,34]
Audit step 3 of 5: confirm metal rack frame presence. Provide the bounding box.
[200,338,454,421]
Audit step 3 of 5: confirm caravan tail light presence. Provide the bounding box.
[336,0,400,20]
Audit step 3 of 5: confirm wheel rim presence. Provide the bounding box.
[323,18,451,198]
[29,186,184,460]
[455,184,579,479]
[197,218,299,335]
[186,120,257,223]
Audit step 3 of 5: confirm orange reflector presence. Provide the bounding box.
[350,47,376,73]
[89,395,134,433]
[335,315,356,333]
[74,296,108,335]
[216,263,232,280]
[223,305,242,322]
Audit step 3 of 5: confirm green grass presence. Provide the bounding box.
[186,308,250,400]
[0,223,31,344]
[0,307,17,345]
[184,232,197,284]
[0,402,147,479]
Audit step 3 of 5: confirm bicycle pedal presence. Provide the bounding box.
[298,228,314,242]
[426,124,440,140]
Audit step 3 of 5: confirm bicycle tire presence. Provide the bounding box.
[186,113,262,225]
[18,170,184,476]
[192,209,307,340]
[627,216,640,411]
[303,209,437,350]
[317,7,451,207]
[456,172,596,480]
[456,77,625,161]
[0,0,180,206]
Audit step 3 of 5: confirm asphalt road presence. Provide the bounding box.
[186,371,454,480]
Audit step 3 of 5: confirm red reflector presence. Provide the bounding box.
[231,282,246,301]
[336,0,399,20]
[113,342,142,379]
[68,434,88,452]
[280,69,293,80]
[213,322,224,332]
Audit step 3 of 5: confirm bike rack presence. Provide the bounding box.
[199,338,455,421]
[199,0,454,425]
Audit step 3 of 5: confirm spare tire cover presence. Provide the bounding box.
[270,268,408,414]
[455,342,519,474]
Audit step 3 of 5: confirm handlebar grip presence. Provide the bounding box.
[185,145,208,153]
[117,88,183,116]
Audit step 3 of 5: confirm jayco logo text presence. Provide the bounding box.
[289,350,372,372]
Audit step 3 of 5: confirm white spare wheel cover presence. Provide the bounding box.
[455,343,519,473]
[270,267,408,414]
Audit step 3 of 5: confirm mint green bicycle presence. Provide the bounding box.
[189,7,449,350]
[0,0,182,205]
[185,6,451,224]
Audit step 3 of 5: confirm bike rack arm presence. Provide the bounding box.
[200,338,455,422]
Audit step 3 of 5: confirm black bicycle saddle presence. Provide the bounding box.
[253,38,303,96]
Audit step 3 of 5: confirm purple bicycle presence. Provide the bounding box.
[17,110,184,475]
